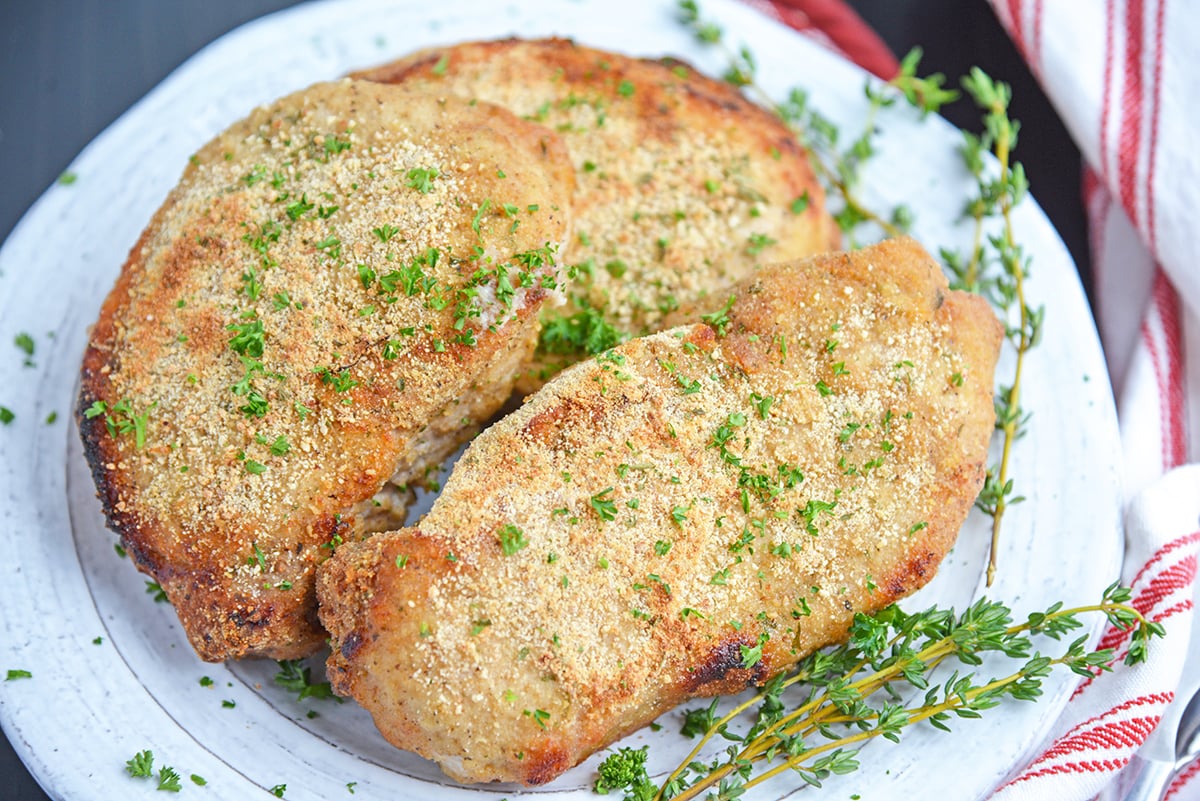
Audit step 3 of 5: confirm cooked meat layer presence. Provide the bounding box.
[317,237,1002,784]
[354,38,838,389]
[78,79,573,661]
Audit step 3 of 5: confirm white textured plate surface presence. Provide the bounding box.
[0,1,1122,799]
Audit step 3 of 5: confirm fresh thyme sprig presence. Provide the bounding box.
[594,584,1160,801]
[676,0,1038,584]
[945,70,1045,586]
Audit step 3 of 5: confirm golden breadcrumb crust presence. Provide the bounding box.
[353,37,839,389]
[78,79,573,661]
[317,237,1002,784]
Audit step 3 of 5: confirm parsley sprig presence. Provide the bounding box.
[595,585,1160,801]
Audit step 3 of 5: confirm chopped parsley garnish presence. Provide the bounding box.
[617,79,636,97]
[125,750,155,778]
[58,170,78,186]
[498,524,529,556]
[471,199,491,235]
[314,235,341,259]
[5,669,32,681]
[0,406,13,425]
[432,54,450,75]
[83,398,156,448]
[269,783,287,798]
[274,659,339,702]
[285,194,314,220]
[798,498,838,536]
[539,306,623,357]
[372,224,400,243]
[790,191,811,214]
[14,332,34,363]
[590,488,618,521]
[594,746,650,796]
[313,365,358,393]
[700,295,736,336]
[523,708,551,729]
[227,319,265,358]
[746,232,777,255]
[145,581,168,603]
[244,459,267,475]
[740,632,768,668]
[241,164,268,186]
[751,392,774,419]
[405,166,440,194]
[157,766,182,793]
[323,133,351,154]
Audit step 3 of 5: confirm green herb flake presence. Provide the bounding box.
[590,487,618,521]
[373,224,400,243]
[498,523,530,556]
[405,166,440,194]
[157,765,183,792]
[700,295,736,337]
[274,659,339,702]
[14,332,34,359]
[523,708,551,729]
[125,750,155,778]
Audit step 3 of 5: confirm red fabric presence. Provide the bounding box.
[765,0,899,78]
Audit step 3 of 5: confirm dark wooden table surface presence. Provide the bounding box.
[0,2,1085,798]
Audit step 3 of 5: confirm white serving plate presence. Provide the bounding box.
[0,1,1122,799]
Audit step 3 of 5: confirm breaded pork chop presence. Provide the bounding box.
[317,237,1002,784]
[77,79,573,661]
[354,38,838,389]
